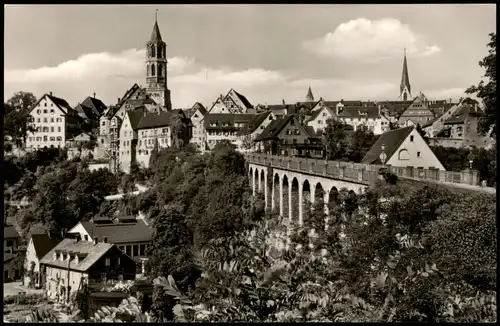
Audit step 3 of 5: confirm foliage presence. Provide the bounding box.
[4,293,45,305]
[430,145,496,186]
[4,91,37,145]
[89,296,156,323]
[241,134,255,151]
[466,32,496,138]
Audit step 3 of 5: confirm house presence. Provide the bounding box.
[422,101,462,137]
[23,233,61,288]
[4,225,20,253]
[397,93,436,127]
[4,253,21,281]
[361,126,445,170]
[204,113,255,149]
[208,89,254,114]
[335,104,391,135]
[40,238,136,302]
[74,94,107,133]
[68,216,153,260]
[189,102,208,151]
[118,108,147,173]
[66,132,95,148]
[136,110,192,169]
[255,115,319,157]
[438,104,493,149]
[26,92,82,150]
[236,111,276,152]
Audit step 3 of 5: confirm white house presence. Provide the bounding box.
[236,111,276,152]
[361,126,445,171]
[189,102,208,152]
[26,92,82,150]
[23,233,60,288]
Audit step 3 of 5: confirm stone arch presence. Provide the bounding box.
[398,149,409,160]
[272,173,280,212]
[151,63,156,76]
[151,45,156,57]
[254,168,260,193]
[314,182,325,205]
[249,166,253,180]
[260,169,265,193]
[291,177,300,224]
[282,175,290,219]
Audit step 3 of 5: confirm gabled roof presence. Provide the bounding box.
[255,115,313,141]
[30,233,61,260]
[192,102,207,115]
[81,96,107,116]
[40,238,114,272]
[149,21,163,43]
[46,94,74,114]
[136,110,187,130]
[78,219,152,244]
[75,103,99,121]
[309,105,335,121]
[338,106,380,119]
[236,111,271,136]
[444,105,477,124]
[204,113,254,130]
[361,126,414,164]
[230,89,253,109]
[126,108,148,130]
[4,225,19,239]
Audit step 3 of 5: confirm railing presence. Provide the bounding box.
[245,153,481,187]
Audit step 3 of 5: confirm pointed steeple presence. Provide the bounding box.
[306,86,314,102]
[150,10,163,43]
[400,49,411,100]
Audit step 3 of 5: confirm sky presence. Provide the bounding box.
[4,4,496,109]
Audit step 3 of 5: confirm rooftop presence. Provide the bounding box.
[361,126,414,164]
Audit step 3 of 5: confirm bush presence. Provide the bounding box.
[3,293,45,305]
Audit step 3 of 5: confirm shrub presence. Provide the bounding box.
[3,293,45,305]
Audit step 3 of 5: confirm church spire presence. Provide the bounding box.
[400,48,411,101]
[150,9,163,43]
[306,86,314,102]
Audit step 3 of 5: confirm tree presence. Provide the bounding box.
[345,125,377,162]
[466,33,496,138]
[241,134,255,151]
[170,113,186,149]
[4,91,38,145]
[322,118,349,160]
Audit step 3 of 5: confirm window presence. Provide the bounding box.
[117,257,121,265]
[51,118,54,122]
[58,127,61,132]
[290,119,295,126]
[43,136,48,142]
[50,109,54,114]
[410,135,414,142]
[50,137,55,141]
[51,127,54,132]
[139,140,142,146]
[105,258,110,266]
[140,244,146,256]
[417,151,421,157]
[398,149,410,160]
[37,109,41,114]
[323,113,327,116]
[44,103,47,107]
[84,235,88,241]
[44,118,47,122]
[57,136,62,141]
[37,118,40,122]
[103,237,108,243]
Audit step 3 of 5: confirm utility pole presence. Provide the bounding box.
[67,253,71,303]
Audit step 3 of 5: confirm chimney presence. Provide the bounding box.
[49,91,53,96]
[378,104,381,116]
[93,92,96,98]
[282,99,285,105]
[93,237,98,245]
[117,97,121,103]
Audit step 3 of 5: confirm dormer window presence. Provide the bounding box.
[53,252,57,261]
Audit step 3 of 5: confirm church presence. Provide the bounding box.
[96,14,173,171]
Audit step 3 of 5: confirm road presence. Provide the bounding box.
[3,282,44,297]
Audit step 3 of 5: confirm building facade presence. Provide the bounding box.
[26,93,82,150]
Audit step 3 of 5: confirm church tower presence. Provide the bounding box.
[306,86,315,102]
[146,11,172,111]
[400,49,412,101]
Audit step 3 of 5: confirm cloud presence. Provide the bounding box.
[5,47,458,109]
[304,18,441,62]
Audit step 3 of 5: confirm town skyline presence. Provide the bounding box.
[4,4,496,108]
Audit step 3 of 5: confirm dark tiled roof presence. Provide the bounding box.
[204,113,254,130]
[255,115,314,141]
[75,103,99,121]
[150,21,163,43]
[46,94,73,114]
[4,225,19,239]
[236,112,271,136]
[309,106,335,121]
[4,253,17,263]
[136,110,187,130]
[31,233,61,260]
[361,126,414,164]
[127,108,148,130]
[422,116,441,128]
[78,219,152,244]
[444,105,477,124]
[82,96,107,116]
[231,89,253,109]
[338,106,380,119]
[40,238,114,272]
[192,102,207,115]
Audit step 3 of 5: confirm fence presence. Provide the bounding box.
[245,153,480,186]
